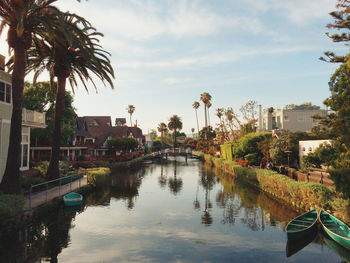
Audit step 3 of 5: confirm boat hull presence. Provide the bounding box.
[63,192,83,207]
[285,209,318,241]
[319,210,350,250]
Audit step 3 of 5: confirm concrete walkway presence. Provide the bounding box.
[25,176,88,209]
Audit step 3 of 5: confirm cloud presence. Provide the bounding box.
[57,0,273,40]
[118,45,321,69]
[242,0,335,26]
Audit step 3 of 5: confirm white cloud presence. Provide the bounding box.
[118,45,321,70]
[57,0,273,40]
[242,0,335,26]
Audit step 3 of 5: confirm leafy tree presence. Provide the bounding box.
[302,143,339,168]
[157,122,167,149]
[107,137,138,152]
[127,105,135,126]
[23,82,76,147]
[0,0,65,194]
[26,13,114,179]
[269,131,299,166]
[168,115,183,150]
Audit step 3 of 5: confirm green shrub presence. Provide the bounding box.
[0,194,24,217]
[20,177,46,189]
[329,168,350,198]
[87,168,111,187]
[205,154,349,221]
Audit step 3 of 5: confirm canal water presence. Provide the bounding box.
[1,158,348,262]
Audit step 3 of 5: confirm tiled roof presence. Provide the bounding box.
[75,116,143,147]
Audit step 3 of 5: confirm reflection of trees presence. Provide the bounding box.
[199,168,216,226]
[43,208,76,262]
[0,205,77,262]
[216,190,240,225]
[158,164,167,189]
[110,168,145,210]
[168,161,183,195]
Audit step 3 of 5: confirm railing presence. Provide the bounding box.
[22,108,46,126]
[28,172,85,209]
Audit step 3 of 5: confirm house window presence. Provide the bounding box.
[0,82,11,103]
[302,147,306,151]
[284,115,289,121]
[297,115,304,122]
[21,134,29,169]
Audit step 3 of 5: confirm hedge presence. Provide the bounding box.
[204,154,350,224]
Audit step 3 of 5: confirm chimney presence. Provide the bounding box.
[0,55,5,71]
[258,104,262,132]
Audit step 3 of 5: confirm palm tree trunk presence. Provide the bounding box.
[47,76,66,179]
[130,114,132,127]
[208,108,210,127]
[173,130,176,151]
[195,109,199,136]
[0,46,26,194]
[204,106,207,140]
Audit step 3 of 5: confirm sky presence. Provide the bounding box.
[0,0,347,134]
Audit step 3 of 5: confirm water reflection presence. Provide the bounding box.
[0,161,345,263]
[168,161,183,195]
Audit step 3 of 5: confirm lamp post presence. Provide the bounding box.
[284,150,292,168]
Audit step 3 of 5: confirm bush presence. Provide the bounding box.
[203,153,350,223]
[329,168,350,198]
[87,168,111,187]
[0,194,24,217]
[20,177,46,189]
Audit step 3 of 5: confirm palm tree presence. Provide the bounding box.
[168,115,182,151]
[192,101,200,135]
[127,105,135,127]
[200,92,211,128]
[157,122,167,150]
[25,13,114,179]
[0,0,65,193]
[191,128,195,137]
[207,101,212,127]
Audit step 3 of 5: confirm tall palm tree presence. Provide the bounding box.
[192,101,200,135]
[26,13,114,179]
[207,101,212,127]
[168,115,182,151]
[157,122,167,150]
[200,92,211,128]
[0,0,64,193]
[127,105,135,127]
[191,128,195,137]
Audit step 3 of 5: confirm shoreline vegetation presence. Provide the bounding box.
[200,153,350,224]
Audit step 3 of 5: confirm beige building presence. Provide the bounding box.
[299,139,332,164]
[0,54,46,182]
[259,106,328,133]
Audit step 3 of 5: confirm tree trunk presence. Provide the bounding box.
[130,114,132,127]
[47,76,66,180]
[204,106,207,140]
[0,46,26,194]
[195,109,199,136]
[173,129,176,151]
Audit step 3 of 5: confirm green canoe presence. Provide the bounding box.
[285,209,318,241]
[319,210,350,250]
[63,192,83,207]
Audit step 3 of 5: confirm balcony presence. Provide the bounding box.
[22,108,46,128]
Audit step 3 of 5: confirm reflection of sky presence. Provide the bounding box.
[58,161,343,263]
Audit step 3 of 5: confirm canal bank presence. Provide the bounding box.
[202,154,350,224]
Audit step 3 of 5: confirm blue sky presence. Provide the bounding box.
[0,0,347,134]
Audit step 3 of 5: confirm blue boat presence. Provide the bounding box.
[63,192,83,207]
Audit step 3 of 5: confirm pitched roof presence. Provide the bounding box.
[75,116,144,147]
